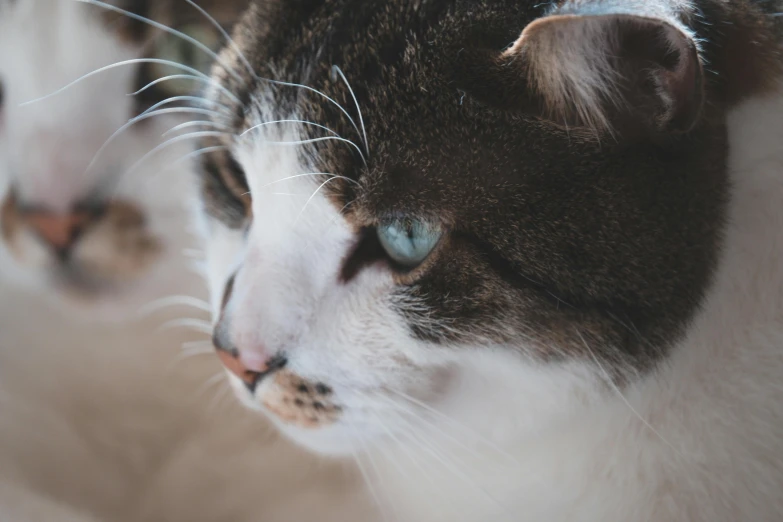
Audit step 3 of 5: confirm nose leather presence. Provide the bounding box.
[216,349,264,388]
[24,211,89,251]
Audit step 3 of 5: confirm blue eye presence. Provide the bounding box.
[377,219,443,268]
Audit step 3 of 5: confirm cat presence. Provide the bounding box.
[195,0,783,520]
[0,0,217,320]
[0,0,226,519]
[0,2,375,521]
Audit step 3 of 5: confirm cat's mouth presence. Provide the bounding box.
[1,193,163,294]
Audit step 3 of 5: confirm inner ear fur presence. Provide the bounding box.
[456,12,704,136]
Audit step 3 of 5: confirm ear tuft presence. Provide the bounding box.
[515,14,626,133]
[457,12,704,136]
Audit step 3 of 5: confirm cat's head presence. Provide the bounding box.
[0,0,244,319]
[198,0,780,455]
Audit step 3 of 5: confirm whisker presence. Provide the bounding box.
[137,295,211,317]
[385,388,522,466]
[64,1,363,151]
[358,432,399,521]
[332,65,369,154]
[122,130,230,181]
[348,421,392,522]
[131,73,241,104]
[195,372,228,399]
[183,0,257,79]
[206,380,234,415]
[255,136,367,166]
[73,0,244,83]
[293,176,347,226]
[140,95,228,117]
[391,410,513,519]
[158,318,213,335]
[87,107,223,175]
[379,395,516,470]
[20,59,210,107]
[162,120,229,138]
[248,172,359,194]
[173,347,216,367]
[365,407,447,498]
[168,145,229,169]
[165,340,213,373]
[263,79,364,147]
[240,119,340,139]
[575,329,687,460]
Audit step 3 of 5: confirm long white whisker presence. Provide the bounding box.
[357,433,398,521]
[380,395,516,470]
[169,145,229,169]
[294,176,346,226]
[365,407,444,494]
[86,107,222,175]
[162,120,229,138]
[20,59,210,107]
[260,136,367,166]
[575,329,686,460]
[123,130,230,180]
[67,1,366,154]
[138,295,211,317]
[265,78,363,146]
[140,95,227,117]
[158,318,213,335]
[391,410,513,519]
[385,388,522,466]
[183,0,257,79]
[195,372,227,399]
[73,0,243,83]
[130,74,241,104]
[332,65,369,154]
[248,172,359,194]
[72,1,366,153]
[240,119,339,139]
[173,347,216,368]
[347,421,391,522]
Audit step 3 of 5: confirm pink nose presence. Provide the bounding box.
[24,211,90,251]
[215,349,288,390]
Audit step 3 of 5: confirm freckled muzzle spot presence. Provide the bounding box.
[261,370,342,429]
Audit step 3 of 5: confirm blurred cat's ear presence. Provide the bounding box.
[456,12,704,136]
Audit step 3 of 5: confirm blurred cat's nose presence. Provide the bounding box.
[214,341,288,392]
[22,209,91,254]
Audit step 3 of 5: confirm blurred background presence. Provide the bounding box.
[0,2,367,520]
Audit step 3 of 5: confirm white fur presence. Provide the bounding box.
[202,77,783,521]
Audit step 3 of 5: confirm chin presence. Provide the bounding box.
[273,422,373,458]
[225,372,390,458]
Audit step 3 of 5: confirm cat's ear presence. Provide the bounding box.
[456,12,704,135]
